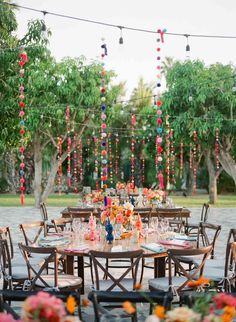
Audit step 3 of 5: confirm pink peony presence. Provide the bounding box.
[212,293,236,309]
[0,313,19,322]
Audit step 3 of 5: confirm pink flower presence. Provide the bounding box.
[116,213,125,224]
[0,313,19,322]
[213,293,236,309]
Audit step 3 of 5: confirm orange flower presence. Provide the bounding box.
[134,282,142,290]
[123,301,136,314]
[187,276,209,288]
[82,298,90,307]
[66,295,77,315]
[154,305,165,319]
[221,305,236,322]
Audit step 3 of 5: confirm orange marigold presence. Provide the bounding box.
[134,282,142,290]
[82,298,90,307]
[154,305,165,319]
[66,295,77,315]
[123,301,136,314]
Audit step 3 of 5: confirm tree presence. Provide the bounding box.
[162,59,236,203]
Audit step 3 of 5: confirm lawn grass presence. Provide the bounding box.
[0,193,236,208]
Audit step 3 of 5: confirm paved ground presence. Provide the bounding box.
[0,206,235,320]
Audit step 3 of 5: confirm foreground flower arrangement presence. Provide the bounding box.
[0,292,81,322]
[123,292,236,322]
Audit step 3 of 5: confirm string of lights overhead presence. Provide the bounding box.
[3,1,236,54]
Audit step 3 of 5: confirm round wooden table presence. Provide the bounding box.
[57,234,170,294]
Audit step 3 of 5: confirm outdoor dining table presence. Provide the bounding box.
[56,232,193,294]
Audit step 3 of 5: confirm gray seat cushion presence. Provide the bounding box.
[149,276,187,292]
[93,278,135,291]
[35,274,82,289]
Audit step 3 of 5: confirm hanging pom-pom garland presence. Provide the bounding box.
[115,135,119,177]
[86,138,90,169]
[57,136,63,195]
[108,133,113,186]
[77,138,83,182]
[131,114,136,189]
[170,129,176,185]
[165,115,170,190]
[19,49,28,205]
[155,28,166,190]
[180,141,184,179]
[141,138,145,184]
[193,131,197,194]
[73,135,78,193]
[100,40,108,189]
[93,135,99,191]
[215,128,220,178]
[66,106,71,188]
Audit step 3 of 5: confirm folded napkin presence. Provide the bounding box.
[64,244,90,252]
[141,243,165,253]
[40,235,66,242]
[158,240,191,248]
[174,235,197,241]
[38,239,70,247]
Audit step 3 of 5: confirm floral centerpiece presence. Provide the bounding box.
[0,292,82,322]
[91,190,104,204]
[100,201,134,228]
[143,188,165,206]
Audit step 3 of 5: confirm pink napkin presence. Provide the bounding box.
[158,240,191,248]
[64,244,89,252]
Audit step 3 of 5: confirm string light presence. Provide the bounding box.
[118,26,124,44]
[185,34,190,52]
[5,2,236,41]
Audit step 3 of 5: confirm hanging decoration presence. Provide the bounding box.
[66,106,71,188]
[115,136,119,177]
[179,142,184,179]
[189,143,193,170]
[73,135,78,193]
[170,129,176,185]
[155,28,166,190]
[141,138,145,184]
[215,128,220,178]
[193,131,197,194]
[77,138,83,182]
[93,135,99,191]
[18,49,28,205]
[100,40,108,189]
[108,133,113,186]
[86,138,90,169]
[131,114,136,189]
[57,136,63,195]
[165,115,171,190]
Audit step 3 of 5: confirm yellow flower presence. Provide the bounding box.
[154,305,165,319]
[221,306,236,322]
[123,301,136,314]
[66,295,77,315]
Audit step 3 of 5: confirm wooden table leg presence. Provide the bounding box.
[77,256,85,295]
[65,255,74,275]
[154,257,166,278]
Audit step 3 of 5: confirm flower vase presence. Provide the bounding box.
[105,219,114,244]
[114,223,123,240]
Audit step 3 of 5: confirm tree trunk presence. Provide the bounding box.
[33,134,43,208]
[41,151,58,203]
[219,149,236,186]
[205,149,217,204]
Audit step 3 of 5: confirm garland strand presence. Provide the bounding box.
[131,114,136,189]
[57,136,63,195]
[66,106,71,188]
[215,128,220,178]
[19,49,28,205]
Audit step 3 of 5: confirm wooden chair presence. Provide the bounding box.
[89,250,143,292]
[133,207,152,224]
[0,240,29,290]
[177,223,221,272]
[185,203,210,235]
[192,229,236,292]
[19,221,46,246]
[88,290,173,322]
[0,227,14,260]
[51,218,72,233]
[18,243,82,292]
[39,202,55,233]
[148,245,212,298]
